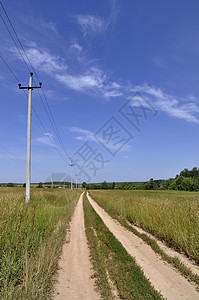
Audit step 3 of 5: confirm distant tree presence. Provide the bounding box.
[92,184,100,189]
[82,182,87,189]
[159,178,173,190]
[178,177,197,191]
[37,182,43,188]
[175,176,184,190]
[121,183,126,190]
[192,178,199,191]
[7,183,14,187]
[101,181,108,189]
[112,182,116,189]
[114,184,120,189]
[23,183,26,188]
[168,179,177,190]
[145,178,157,190]
[191,167,199,179]
[133,183,145,190]
[126,182,133,190]
[180,168,191,178]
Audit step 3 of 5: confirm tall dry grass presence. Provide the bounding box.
[90,190,199,263]
[0,187,81,299]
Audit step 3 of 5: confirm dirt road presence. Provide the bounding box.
[87,192,199,300]
[53,193,100,300]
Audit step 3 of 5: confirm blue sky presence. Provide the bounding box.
[1,0,199,183]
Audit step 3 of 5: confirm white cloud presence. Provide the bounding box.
[10,34,199,125]
[70,42,82,52]
[56,66,123,98]
[130,83,199,124]
[76,15,106,37]
[41,21,58,34]
[56,67,106,91]
[35,133,56,147]
[131,84,165,99]
[76,0,119,38]
[44,89,70,102]
[104,90,122,97]
[187,94,197,101]
[69,126,131,153]
[69,127,96,142]
[11,46,67,74]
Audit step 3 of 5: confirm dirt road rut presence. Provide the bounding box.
[87,192,199,300]
[54,193,100,300]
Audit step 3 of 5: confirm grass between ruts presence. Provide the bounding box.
[83,193,164,300]
[89,190,199,288]
[0,187,81,300]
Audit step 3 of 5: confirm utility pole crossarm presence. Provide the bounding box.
[18,73,42,90]
[19,72,42,203]
[18,85,42,89]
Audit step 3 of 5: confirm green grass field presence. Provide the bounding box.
[83,193,163,299]
[89,190,199,263]
[0,187,81,300]
[1,188,198,299]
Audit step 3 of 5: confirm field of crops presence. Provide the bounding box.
[89,190,199,263]
[0,187,81,300]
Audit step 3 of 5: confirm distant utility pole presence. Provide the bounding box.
[19,73,42,203]
[64,175,66,189]
[51,172,53,189]
[69,161,75,190]
[75,174,78,189]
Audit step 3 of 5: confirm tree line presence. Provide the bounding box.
[83,167,199,192]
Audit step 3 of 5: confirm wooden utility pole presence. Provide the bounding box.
[19,73,42,203]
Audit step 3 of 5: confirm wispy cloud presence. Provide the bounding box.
[76,0,119,38]
[70,41,82,52]
[56,67,106,91]
[130,83,199,124]
[76,15,106,38]
[10,39,122,98]
[43,89,70,102]
[56,66,122,98]
[69,126,131,152]
[9,27,199,125]
[104,82,123,97]
[35,133,56,147]
[41,21,58,34]
[11,46,67,74]
[69,127,96,142]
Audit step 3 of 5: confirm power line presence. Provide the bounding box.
[39,89,70,159]
[0,57,55,175]
[0,2,70,161]
[0,143,25,166]
[0,143,49,175]
[0,55,20,82]
[0,56,66,162]
[0,14,31,74]
[1,0,40,81]
[31,105,66,161]
[0,1,33,75]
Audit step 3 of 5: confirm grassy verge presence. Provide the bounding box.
[0,188,81,299]
[89,190,199,288]
[83,193,163,300]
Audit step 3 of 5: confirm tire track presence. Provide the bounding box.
[54,193,100,300]
[87,192,199,300]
